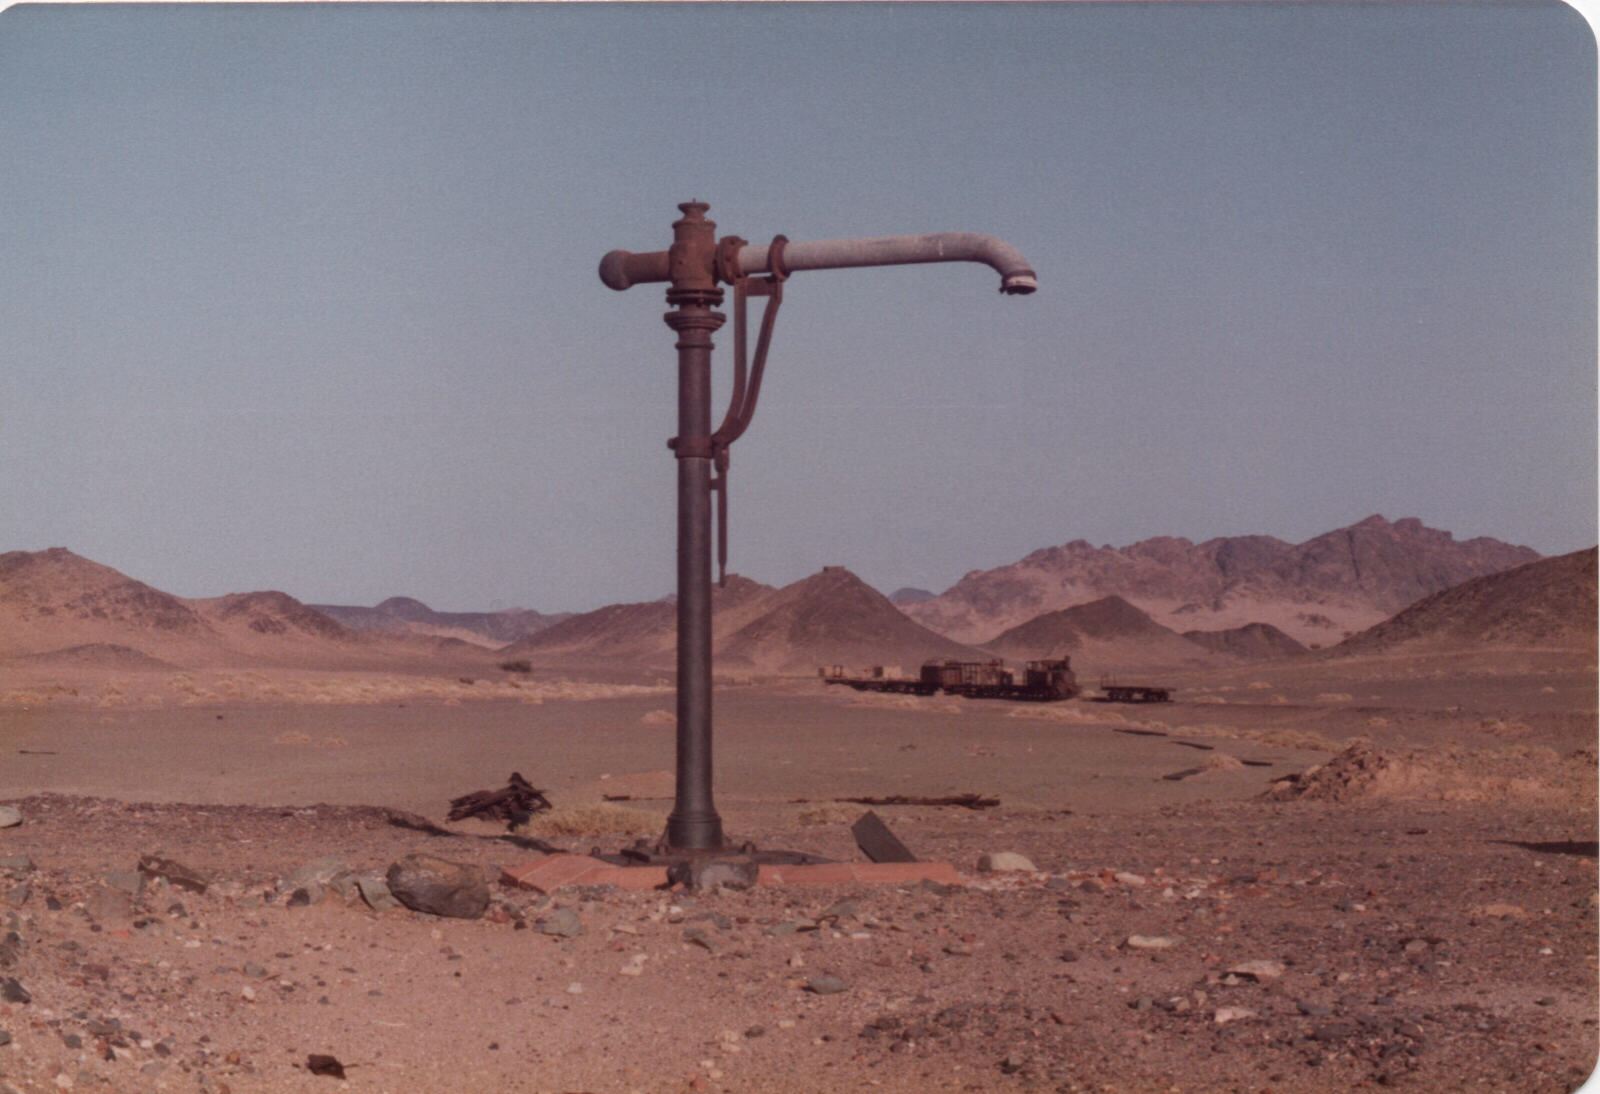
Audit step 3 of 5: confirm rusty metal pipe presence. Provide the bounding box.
[740,233,1037,294]
[601,231,1038,295]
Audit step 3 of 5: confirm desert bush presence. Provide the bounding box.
[520,803,662,837]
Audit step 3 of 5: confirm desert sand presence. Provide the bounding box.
[0,642,1594,1094]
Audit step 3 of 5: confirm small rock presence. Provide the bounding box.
[283,857,350,893]
[1479,903,1527,919]
[0,855,34,875]
[306,1054,345,1079]
[83,886,134,923]
[356,873,400,912]
[1125,934,1180,950]
[137,855,208,894]
[1114,871,1146,887]
[1212,1006,1256,1025]
[385,854,489,919]
[0,979,27,1005]
[534,907,584,939]
[0,1029,11,1046]
[977,852,1036,873]
[1228,959,1286,981]
[804,975,849,995]
[103,871,144,896]
[0,808,20,830]
[669,859,759,892]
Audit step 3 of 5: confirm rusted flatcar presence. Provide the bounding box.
[822,658,1078,702]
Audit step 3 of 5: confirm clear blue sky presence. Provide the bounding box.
[1,2,1593,612]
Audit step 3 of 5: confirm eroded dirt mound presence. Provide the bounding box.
[1266,740,1597,808]
[1265,740,1394,801]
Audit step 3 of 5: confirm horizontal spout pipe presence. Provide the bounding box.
[740,233,1037,295]
[600,231,1037,294]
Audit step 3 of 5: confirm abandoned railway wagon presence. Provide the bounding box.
[821,658,1080,702]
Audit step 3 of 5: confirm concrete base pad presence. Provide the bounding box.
[500,853,964,893]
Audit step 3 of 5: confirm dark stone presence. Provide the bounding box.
[306,1054,346,1078]
[0,978,29,1004]
[384,855,489,919]
[1313,1021,1358,1042]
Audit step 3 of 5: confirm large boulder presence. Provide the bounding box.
[384,854,490,919]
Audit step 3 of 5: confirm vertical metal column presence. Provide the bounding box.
[661,203,725,851]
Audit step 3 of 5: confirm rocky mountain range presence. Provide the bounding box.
[0,548,460,670]
[902,515,1540,647]
[500,568,990,675]
[1,517,1586,677]
[1332,547,1597,656]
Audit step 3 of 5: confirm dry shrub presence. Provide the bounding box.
[1254,727,1345,752]
[521,803,663,837]
[640,709,676,727]
[1170,723,1239,740]
[1009,705,1132,726]
[797,803,858,826]
[1477,717,1534,739]
[846,692,963,714]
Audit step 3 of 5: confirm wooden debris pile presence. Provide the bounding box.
[447,771,553,830]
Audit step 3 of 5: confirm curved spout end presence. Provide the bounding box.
[1000,271,1038,295]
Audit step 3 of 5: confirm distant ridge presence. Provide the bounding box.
[718,567,989,674]
[981,595,1224,673]
[0,547,472,671]
[500,574,775,667]
[904,515,1540,646]
[1183,622,1307,660]
[311,596,569,647]
[1333,547,1597,655]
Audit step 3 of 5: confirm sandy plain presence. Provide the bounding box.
[0,649,1594,1094]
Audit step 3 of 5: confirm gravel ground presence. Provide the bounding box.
[0,788,1593,1094]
